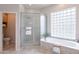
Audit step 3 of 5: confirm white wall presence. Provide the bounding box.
[0,13,2,51]
[24,9,40,13]
[0,4,19,12]
[40,4,79,42]
[76,6,79,42]
[40,4,78,13]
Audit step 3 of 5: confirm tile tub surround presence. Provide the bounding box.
[41,37,79,54]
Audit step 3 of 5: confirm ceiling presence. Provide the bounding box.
[23,4,54,10]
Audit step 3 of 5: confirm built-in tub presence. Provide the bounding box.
[41,37,79,54]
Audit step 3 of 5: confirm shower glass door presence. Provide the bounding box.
[20,13,40,48]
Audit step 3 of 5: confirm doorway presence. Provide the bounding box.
[2,13,16,51]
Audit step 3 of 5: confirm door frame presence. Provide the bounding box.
[0,11,17,51]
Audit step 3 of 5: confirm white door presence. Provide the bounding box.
[0,13,3,51]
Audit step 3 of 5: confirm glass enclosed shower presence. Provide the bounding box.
[20,13,40,48]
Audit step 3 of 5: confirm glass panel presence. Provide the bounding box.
[20,13,40,48]
[51,7,76,40]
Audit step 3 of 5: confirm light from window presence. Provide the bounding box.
[51,7,76,40]
[40,14,46,36]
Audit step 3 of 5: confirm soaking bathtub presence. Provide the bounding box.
[41,37,79,54]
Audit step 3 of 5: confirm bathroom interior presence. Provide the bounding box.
[0,4,79,54]
[2,13,16,51]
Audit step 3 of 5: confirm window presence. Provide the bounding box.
[40,14,46,37]
[51,7,76,40]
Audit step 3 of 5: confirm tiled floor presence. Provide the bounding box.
[0,46,51,54]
